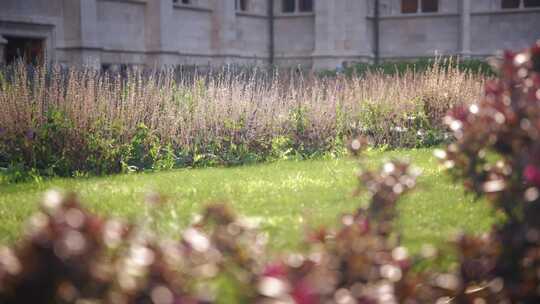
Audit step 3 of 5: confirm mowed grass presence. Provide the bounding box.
[0,149,494,254]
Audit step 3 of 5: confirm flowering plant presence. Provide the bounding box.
[1,41,540,303]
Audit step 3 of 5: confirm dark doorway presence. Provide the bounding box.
[4,36,45,66]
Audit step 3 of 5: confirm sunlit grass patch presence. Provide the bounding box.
[0,148,493,254]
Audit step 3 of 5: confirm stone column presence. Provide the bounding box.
[211,0,237,65]
[350,0,372,63]
[312,0,339,69]
[79,0,101,68]
[313,0,370,69]
[459,0,471,58]
[145,0,176,67]
[0,36,7,65]
[313,0,334,57]
[62,0,101,68]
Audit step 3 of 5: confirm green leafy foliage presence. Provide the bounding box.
[358,98,448,148]
[329,57,496,77]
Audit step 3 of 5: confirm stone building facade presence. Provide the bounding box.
[0,0,539,70]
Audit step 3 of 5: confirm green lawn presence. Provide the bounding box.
[0,149,493,254]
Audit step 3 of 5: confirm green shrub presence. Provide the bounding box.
[357,97,448,148]
[270,135,295,160]
[345,57,495,77]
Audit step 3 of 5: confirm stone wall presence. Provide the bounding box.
[313,0,371,69]
[274,14,315,67]
[236,13,270,64]
[470,10,540,56]
[379,15,460,59]
[171,6,213,65]
[0,0,539,69]
[373,0,540,61]
[98,0,146,65]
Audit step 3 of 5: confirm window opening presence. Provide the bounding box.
[4,36,44,66]
[502,0,521,8]
[236,0,249,11]
[421,0,438,12]
[173,0,191,4]
[282,0,295,13]
[524,0,540,8]
[299,0,313,12]
[402,0,438,13]
[401,0,418,13]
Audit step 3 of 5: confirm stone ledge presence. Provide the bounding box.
[0,14,59,26]
[274,54,314,60]
[59,47,271,60]
[472,7,540,15]
[311,53,374,59]
[274,12,315,18]
[366,7,540,19]
[235,12,268,18]
[368,12,459,20]
[173,4,212,12]
[97,0,146,5]
[56,46,103,51]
